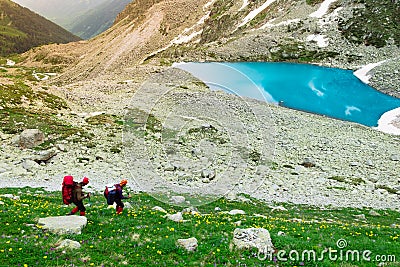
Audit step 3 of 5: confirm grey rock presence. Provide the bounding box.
[177,237,198,252]
[56,239,81,250]
[38,216,87,235]
[166,212,184,222]
[152,206,167,213]
[368,210,381,217]
[353,214,366,220]
[301,157,316,167]
[271,206,288,212]
[16,129,45,149]
[22,159,39,171]
[1,194,15,199]
[171,195,185,204]
[56,144,66,152]
[232,228,274,252]
[164,163,175,171]
[202,178,210,183]
[228,209,246,215]
[201,169,216,180]
[390,154,400,161]
[365,160,374,166]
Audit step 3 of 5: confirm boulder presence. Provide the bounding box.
[33,148,58,162]
[232,228,274,253]
[228,209,246,215]
[22,159,40,171]
[15,129,45,149]
[166,212,184,222]
[300,157,316,168]
[152,206,167,213]
[177,237,198,252]
[201,169,216,180]
[38,216,87,235]
[171,196,185,205]
[56,239,81,250]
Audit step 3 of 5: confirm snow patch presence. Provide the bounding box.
[238,0,278,28]
[239,0,249,11]
[309,0,337,18]
[353,60,386,84]
[6,59,15,66]
[375,107,400,135]
[306,34,329,47]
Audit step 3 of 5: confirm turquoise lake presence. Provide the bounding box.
[174,62,400,127]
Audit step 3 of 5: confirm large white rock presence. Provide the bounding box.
[38,216,87,234]
[177,237,198,252]
[56,239,81,250]
[232,228,274,252]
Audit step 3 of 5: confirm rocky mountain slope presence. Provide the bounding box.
[12,0,131,40]
[20,0,400,96]
[0,0,81,56]
[1,0,399,210]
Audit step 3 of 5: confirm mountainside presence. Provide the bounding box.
[0,0,81,56]
[11,0,109,28]
[68,0,131,39]
[12,0,131,40]
[21,0,400,97]
[1,0,400,227]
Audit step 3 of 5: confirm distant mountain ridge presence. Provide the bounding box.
[68,0,131,39]
[11,0,132,39]
[0,0,81,56]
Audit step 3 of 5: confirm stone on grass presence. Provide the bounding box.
[171,196,185,205]
[368,210,381,217]
[232,228,274,253]
[38,216,87,235]
[228,209,246,215]
[166,212,184,222]
[152,206,167,213]
[353,214,366,220]
[56,239,81,250]
[177,237,198,252]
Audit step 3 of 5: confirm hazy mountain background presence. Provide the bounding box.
[11,0,131,39]
[0,0,81,56]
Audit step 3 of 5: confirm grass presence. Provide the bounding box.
[0,187,399,266]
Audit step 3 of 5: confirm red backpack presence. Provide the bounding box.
[62,176,77,205]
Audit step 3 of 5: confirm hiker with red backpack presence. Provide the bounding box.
[62,176,90,216]
[104,179,131,214]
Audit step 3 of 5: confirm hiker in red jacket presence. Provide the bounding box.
[68,177,90,216]
[104,179,131,214]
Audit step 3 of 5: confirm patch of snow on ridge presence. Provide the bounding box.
[375,107,400,135]
[309,0,337,18]
[6,59,15,66]
[353,60,386,84]
[239,0,249,11]
[238,0,278,28]
[306,34,329,47]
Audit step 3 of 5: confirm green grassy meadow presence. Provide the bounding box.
[0,187,399,266]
